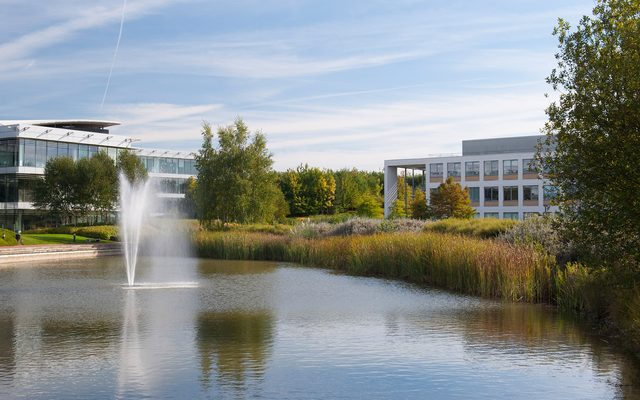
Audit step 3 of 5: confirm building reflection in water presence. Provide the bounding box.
[197,311,274,393]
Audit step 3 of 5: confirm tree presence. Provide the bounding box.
[410,189,431,220]
[355,192,383,218]
[88,151,118,220]
[33,157,77,224]
[33,152,119,225]
[540,1,640,270]
[429,177,475,219]
[279,170,304,216]
[117,149,148,184]
[184,176,198,218]
[194,118,284,225]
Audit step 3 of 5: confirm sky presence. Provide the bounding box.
[0,0,595,171]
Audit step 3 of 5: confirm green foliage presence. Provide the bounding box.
[541,1,640,271]
[296,164,336,215]
[410,189,431,220]
[194,119,284,225]
[117,149,148,184]
[184,176,198,218]
[355,192,383,218]
[33,157,78,222]
[424,218,518,239]
[33,153,119,224]
[429,177,476,219]
[333,168,383,213]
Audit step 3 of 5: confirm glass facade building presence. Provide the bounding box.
[0,120,196,230]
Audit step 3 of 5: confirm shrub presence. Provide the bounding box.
[0,229,18,246]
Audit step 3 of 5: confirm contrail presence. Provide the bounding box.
[101,0,128,109]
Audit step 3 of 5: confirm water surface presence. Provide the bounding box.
[0,257,638,399]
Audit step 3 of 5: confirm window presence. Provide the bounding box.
[22,139,36,167]
[467,187,480,203]
[484,160,498,176]
[503,212,519,220]
[88,146,98,159]
[523,185,539,201]
[524,212,540,220]
[78,144,89,160]
[523,158,537,175]
[68,143,79,161]
[107,147,117,161]
[465,161,479,177]
[35,140,46,167]
[57,142,69,159]
[503,159,518,176]
[544,185,558,201]
[178,159,185,174]
[430,163,443,178]
[503,186,518,201]
[447,162,461,177]
[484,212,499,219]
[484,186,499,202]
[46,141,58,162]
[0,139,18,167]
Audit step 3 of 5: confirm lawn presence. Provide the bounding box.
[20,234,106,245]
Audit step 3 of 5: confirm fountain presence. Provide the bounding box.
[119,173,152,286]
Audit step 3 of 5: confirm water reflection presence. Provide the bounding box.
[0,316,15,382]
[197,311,274,391]
[0,258,637,399]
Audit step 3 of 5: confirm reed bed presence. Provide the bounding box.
[193,230,556,303]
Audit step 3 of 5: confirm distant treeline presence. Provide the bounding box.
[278,165,383,217]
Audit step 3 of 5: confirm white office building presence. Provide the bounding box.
[0,120,196,230]
[384,135,559,219]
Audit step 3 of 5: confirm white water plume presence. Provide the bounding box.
[119,173,152,286]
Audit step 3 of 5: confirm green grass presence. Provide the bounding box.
[0,229,18,246]
[23,225,118,240]
[21,234,103,245]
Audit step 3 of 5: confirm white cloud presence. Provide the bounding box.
[103,87,551,170]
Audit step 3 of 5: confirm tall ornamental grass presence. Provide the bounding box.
[193,230,555,303]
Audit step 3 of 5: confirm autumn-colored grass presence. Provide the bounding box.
[193,230,556,303]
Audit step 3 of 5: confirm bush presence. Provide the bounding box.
[424,218,517,238]
[499,216,575,263]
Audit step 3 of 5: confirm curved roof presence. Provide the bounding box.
[0,119,121,128]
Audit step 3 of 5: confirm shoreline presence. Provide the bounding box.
[0,243,122,263]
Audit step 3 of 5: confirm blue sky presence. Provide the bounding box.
[0,0,593,170]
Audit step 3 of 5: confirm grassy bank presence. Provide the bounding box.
[193,230,556,303]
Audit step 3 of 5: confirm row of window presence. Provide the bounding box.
[0,174,190,203]
[479,212,544,221]
[430,185,557,204]
[0,139,196,175]
[429,159,539,178]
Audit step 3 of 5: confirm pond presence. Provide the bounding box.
[0,256,638,399]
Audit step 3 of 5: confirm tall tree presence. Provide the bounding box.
[117,149,148,184]
[429,177,475,219]
[194,118,284,224]
[540,0,640,269]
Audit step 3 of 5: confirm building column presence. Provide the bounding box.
[384,165,398,218]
